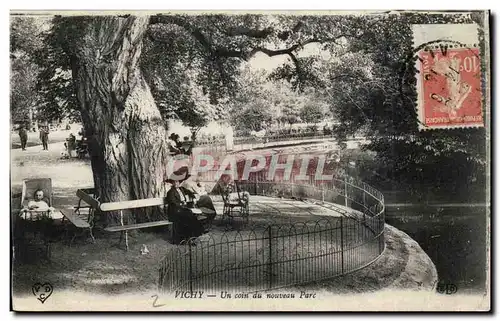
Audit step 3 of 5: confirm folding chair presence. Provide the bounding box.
[219,179,250,228]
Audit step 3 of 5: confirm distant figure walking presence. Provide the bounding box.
[39,126,49,150]
[18,125,28,151]
[66,133,76,157]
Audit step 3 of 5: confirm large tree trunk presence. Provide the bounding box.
[69,16,169,224]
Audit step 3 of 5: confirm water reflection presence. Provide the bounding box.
[385,206,487,292]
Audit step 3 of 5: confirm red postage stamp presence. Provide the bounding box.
[417,46,483,130]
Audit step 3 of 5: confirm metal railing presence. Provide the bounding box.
[159,172,385,292]
[194,134,334,153]
[158,174,385,293]
[196,132,331,145]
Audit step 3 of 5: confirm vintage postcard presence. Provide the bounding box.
[10,10,490,312]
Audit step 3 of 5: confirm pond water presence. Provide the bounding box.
[385,205,488,294]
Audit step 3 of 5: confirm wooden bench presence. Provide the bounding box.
[104,220,172,232]
[75,189,212,251]
[61,210,90,228]
[60,208,95,245]
[85,195,173,251]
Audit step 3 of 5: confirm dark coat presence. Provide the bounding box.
[18,128,27,139]
[39,129,49,141]
[165,186,196,218]
[165,186,203,242]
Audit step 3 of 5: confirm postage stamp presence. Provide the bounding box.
[412,24,485,130]
[9,11,490,312]
[417,45,483,129]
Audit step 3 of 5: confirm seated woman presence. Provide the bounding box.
[20,189,55,220]
[165,171,206,245]
[180,136,194,156]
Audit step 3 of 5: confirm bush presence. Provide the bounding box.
[307,125,318,134]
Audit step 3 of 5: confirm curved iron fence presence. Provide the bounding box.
[196,133,332,146]
[158,176,385,293]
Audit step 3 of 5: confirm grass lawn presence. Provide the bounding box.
[11,141,431,296]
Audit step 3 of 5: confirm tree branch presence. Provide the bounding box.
[149,15,363,62]
[148,15,367,92]
[245,34,356,60]
[246,38,314,60]
[287,52,301,78]
[149,15,214,54]
[223,26,274,38]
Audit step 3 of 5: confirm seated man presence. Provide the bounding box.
[20,189,55,220]
[181,178,217,224]
[167,133,182,155]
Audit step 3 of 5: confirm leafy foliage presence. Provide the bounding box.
[10,52,39,122]
[299,101,328,124]
[227,66,331,131]
[10,17,44,123]
[140,29,230,138]
[227,67,276,131]
[318,12,488,195]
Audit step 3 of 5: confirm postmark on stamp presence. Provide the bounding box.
[412,24,484,130]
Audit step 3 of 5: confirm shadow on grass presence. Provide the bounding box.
[12,229,173,296]
[12,142,43,150]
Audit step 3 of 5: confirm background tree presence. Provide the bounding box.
[10,17,45,126]
[273,81,305,128]
[228,66,276,132]
[40,14,363,223]
[299,102,327,124]
[319,12,487,197]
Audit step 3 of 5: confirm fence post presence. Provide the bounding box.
[267,227,273,289]
[158,261,163,292]
[340,216,344,274]
[344,177,348,208]
[362,183,366,222]
[188,244,193,293]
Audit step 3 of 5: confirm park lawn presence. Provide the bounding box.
[13,228,174,296]
[11,141,428,296]
[11,143,179,295]
[10,142,336,295]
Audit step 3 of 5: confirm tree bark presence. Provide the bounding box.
[69,16,169,224]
